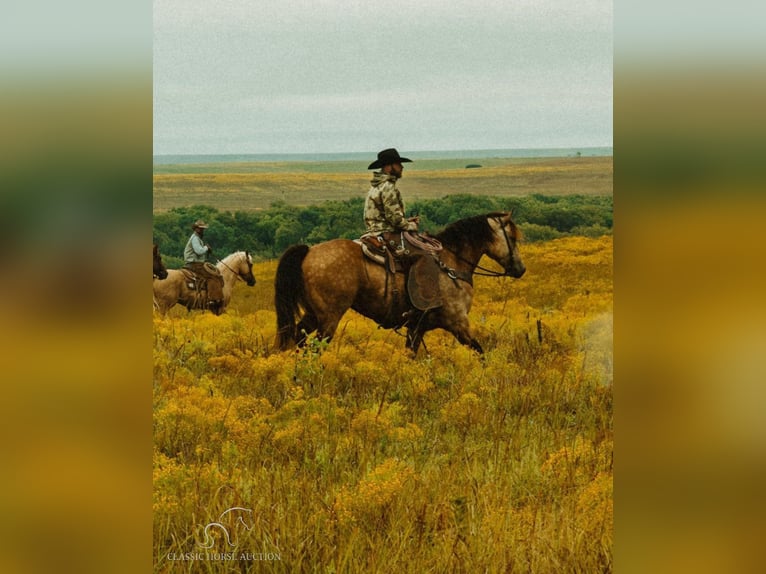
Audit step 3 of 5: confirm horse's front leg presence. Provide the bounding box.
[450,322,484,355]
[467,337,484,354]
[404,310,429,356]
[405,328,425,356]
[454,333,484,354]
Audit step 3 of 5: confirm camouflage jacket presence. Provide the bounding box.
[364,172,417,234]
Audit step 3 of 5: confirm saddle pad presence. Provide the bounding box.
[357,240,404,272]
[359,242,386,266]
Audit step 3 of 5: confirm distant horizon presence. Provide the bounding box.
[153,145,613,165]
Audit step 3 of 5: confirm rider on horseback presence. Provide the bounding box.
[183,219,224,310]
[364,148,419,237]
[362,149,443,313]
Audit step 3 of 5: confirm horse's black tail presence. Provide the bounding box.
[275,244,310,350]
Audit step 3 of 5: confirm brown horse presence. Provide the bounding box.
[153,251,256,316]
[153,243,168,279]
[275,212,525,355]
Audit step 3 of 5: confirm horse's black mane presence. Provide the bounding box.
[435,212,506,251]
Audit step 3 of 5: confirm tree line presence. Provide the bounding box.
[154,193,612,267]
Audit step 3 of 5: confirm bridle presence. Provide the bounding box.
[451,215,518,278]
[216,251,252,283]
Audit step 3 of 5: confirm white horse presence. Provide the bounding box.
[153,251,256,316]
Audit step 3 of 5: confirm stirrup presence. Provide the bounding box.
[400,309,420,325]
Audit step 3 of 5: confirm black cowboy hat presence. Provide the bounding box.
[367,148,413,170]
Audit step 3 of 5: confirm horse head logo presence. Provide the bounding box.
[198,507,254,549]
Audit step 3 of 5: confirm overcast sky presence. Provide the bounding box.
[153,0,612,155]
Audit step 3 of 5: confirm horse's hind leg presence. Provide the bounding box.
[296,313,319,346]
[316,316,341,344]
[304,308,344,346]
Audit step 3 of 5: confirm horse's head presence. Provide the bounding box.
[220,251,256,286]
[153,243,168,279]
[240,251,256,286]
[488,213,526,278]
[209,299,225,315]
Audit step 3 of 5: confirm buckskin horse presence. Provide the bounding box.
[275,212,525,355]
[153,251,256,316]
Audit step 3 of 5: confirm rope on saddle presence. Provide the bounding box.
[402,231,443,252]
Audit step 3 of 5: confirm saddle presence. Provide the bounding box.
[359,235,404,273]
[181,262,224,310]
[359,232,444,311]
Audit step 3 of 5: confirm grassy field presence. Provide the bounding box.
[153,155,613,571]
[153,235,613,572]
[153,156,612,213]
